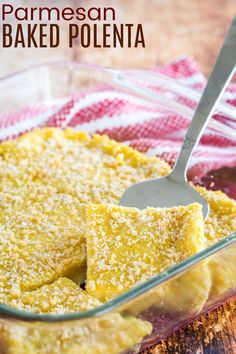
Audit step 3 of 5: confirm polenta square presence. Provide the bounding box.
[86,203,205,301]
[19,278,101,314]
[0,128,170,205]
[0,192,87,299]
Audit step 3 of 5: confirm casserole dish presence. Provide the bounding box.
[0,62,235,354]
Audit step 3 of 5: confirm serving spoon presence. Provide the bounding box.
[120,15,236,219]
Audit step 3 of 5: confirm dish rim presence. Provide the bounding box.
[0,61,235,322]
[0,60,116,82]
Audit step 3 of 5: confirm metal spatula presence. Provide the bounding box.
[120,15,236,219]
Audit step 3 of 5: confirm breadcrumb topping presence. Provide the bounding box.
[0,128,170,205]
[0,191,86,302]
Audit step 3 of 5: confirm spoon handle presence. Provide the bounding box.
[172,15,236,180]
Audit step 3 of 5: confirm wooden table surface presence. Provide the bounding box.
[1,1,236,353]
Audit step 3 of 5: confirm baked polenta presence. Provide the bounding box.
[0,128,235,354]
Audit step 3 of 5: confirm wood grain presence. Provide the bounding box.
[75,0,236,76]
[142,299,236,354]
[1,0,236,77]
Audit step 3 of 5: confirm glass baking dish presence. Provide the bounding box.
[0,62,235,354]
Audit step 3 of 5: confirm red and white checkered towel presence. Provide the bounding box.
[1,57,236,185]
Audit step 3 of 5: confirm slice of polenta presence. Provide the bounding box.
[86,203,211,313]
[0,245,57,305]
[19,278,101,314]
[196,186,236,298]
[0,192,86,298]
[0,128,170,205]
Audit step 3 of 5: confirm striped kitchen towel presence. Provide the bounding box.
[0,57,235,191]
